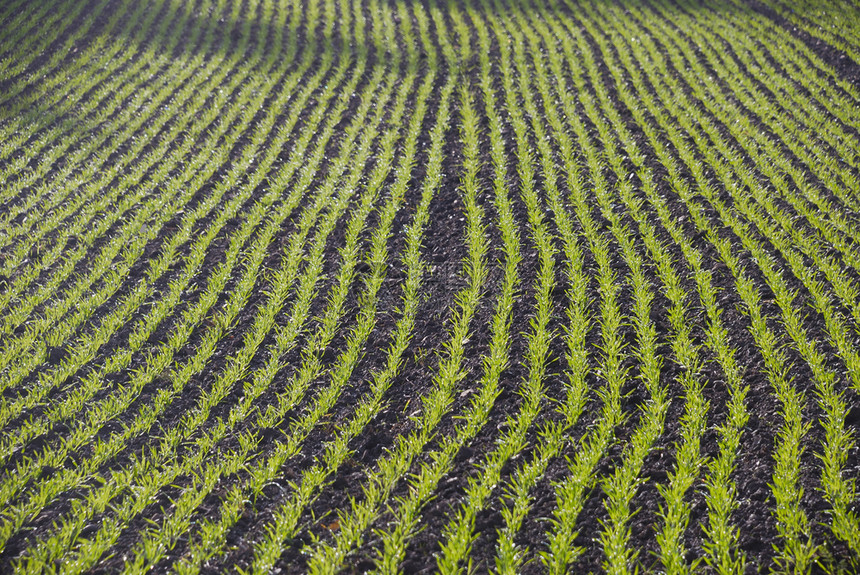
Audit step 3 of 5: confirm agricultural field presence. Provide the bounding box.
[0,0,859,572]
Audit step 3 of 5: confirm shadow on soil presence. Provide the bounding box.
[0,0,424,140]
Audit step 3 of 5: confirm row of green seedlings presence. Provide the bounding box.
[715,0,860,220]
[3,33,336,568]
[718,0,860,132]
[430,1,597,572]
[538,0,748,573]
[0,0,231,333]
[471,3,615,573]
[0,0,330,428]
[505,6,643,573]
[623,0,860,371]
[0,0,308,464]
[300,0,648,569]
[424,4,642,572]
[0,8,324,531]
[696,0,860,208]
[107,8,419,570]
[0,0,339,516]
[0,0,114,123]
[113,58,409,575]
[531,1,753,569]
[0,0,302,314]
[150,6,463,573]
[556,0,745,572]
[620,0,860,384]
[639,0,860,399]
[0,0,164,161]
[0,0,110,175]
[0,0,166,245]
[360,0,540,569]
[10,4,407,569]
[5,0,852,572]
[718,0,860,165]
[166,8,447,573]
[754,0,860,114]
[581,0,858,568]
[0,0,359,554]
[291,4,509,571]
[0,6,362,568]
[205,21,443,575]
[0,0,172,93]
[759,0,860,66]
[247,5,490,568]
[0,0,265,393]
[0,0,300,454]
[487,3,675,572]
[650,0,860,284]
[680,0,860,296]
[0,0,260,167]
[481,4,713,573]
[715,0,860,183]
[0,0,72,77]
[0,0,276,382]
[580,3,815,569]
[595,0,860,562]
[0,0,336,452]
[0,0,259,322]
[0,0,33,23]
[0,0,194,227]
[506,1,759,571]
